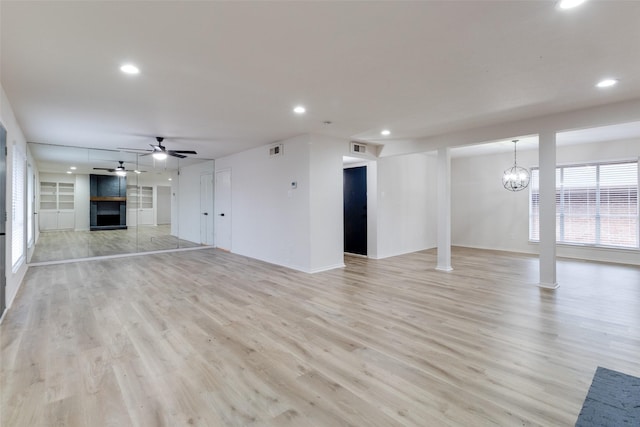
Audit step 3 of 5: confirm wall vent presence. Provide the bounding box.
[269,144,283,157]
[350,142,367,154]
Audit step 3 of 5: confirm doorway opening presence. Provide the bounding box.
[343,165,367,256]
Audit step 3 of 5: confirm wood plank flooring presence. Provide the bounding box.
[2,247,639,426]
[30,225,201,263]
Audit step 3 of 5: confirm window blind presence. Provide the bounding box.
[599,162,638,248]
[530,160,639,249]
[12,145,26,268]
[561,165,597,244]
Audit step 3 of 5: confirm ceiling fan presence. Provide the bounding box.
[119,137,198,159]
[93,161,144,176]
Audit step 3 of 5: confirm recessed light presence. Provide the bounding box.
[381,129,391,136]
[596,78,618,88]
[120,64,140,75]
[558,0,587,10]
[70,166,77,170]
[168,178,172,181]
[293,106,306,114]
[66,171,72,174]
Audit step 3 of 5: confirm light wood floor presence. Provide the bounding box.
[30,225,201,263]
[2,247,639,426]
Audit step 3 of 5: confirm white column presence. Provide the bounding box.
[436,147,453,272]
[538,131,558,289]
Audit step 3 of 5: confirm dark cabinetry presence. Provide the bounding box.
[90,175,127,230]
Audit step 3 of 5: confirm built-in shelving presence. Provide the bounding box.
[126,185,155,226]
[39,181,75,231]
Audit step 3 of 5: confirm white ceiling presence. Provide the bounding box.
[2,1,640,165]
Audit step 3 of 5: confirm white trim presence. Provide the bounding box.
[539,282,560,289]
[27,245,213,267]
[308,263,346,274]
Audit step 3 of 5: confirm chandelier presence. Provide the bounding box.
[502,140,530,192]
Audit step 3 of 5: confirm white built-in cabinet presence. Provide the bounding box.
[126,185,155,226]
[39,181,75,231]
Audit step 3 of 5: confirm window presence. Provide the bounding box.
[12,145,26,268]
[530,161,638,249]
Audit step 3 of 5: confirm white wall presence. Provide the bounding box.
[215,135,313,271]
[176,160,214,244]
[1,85,29,315]
[452,138,640,265]
[375,152,438,259]
[309,135,345,272]
[215,134,439,271]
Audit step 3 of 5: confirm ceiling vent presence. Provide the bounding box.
[269,144,283,157]
[350,142,367,154]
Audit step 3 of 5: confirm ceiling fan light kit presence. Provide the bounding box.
[93,160,145,175]
[118,136,198,160]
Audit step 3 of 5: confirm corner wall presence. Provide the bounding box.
[309,135,345,272]
[375,152,438,259]
[215,135,313,271]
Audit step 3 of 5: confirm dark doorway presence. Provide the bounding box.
[344,166,367,255]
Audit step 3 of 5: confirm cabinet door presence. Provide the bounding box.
[57,211,75,230]
[126,208,138,227]
[138,209,154,226]
[39,211,59,231]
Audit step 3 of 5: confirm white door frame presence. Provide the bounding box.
[214,168,232,251]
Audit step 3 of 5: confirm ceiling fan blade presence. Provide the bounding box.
[117,147,152,152]
[168,150,197,155]
[168,152,187,159]
[93,167,115,171]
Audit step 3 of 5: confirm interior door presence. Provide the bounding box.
[214,169,231,250]
[344,166,367,255]
[0,123,6,316]
[200,173,213,245]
